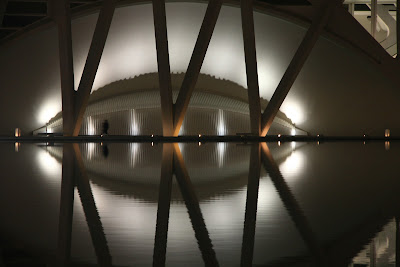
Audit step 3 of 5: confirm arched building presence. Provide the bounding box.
[0,0,399,136]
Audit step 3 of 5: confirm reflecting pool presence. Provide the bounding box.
[0,141,399,266]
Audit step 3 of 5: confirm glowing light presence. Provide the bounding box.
[87,116,96,135]
[291,128,296,136]
[278,134,281,138]
[385,129,390,137]
[15,128,21,137]
[14,142,20,152]
[130,109,139,135]
[198,134,202,138]
[385,141,390,150]
[198,142,202,146]
[278,141,281,146]
[37,101,60,125]
[216,142,226,167]
[291,141,296,149]
[279,151,305,177]
[280,102,305,125]
[37,149,61,177]
[217,109,226,136]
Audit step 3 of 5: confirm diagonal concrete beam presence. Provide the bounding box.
[152,0,174,136]
[51,0,76,136]
[261,1,340,136]
[56,144,76,266]
[73,0,117,136]
[397,0,400,59]
[240,144,261,267]
[261,143,323,264]
[153,144,174,266]
[173,0,223,136]
[73,144,113,266]
[0,0,8,27]
[241,0,262,135]
[173,144,219,266]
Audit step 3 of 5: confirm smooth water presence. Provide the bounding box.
[0,141,399,266]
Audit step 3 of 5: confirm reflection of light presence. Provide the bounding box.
[216,142,226,168]
[129,142,140,167]
[279,151,304,177]
[38,101,59,125]
[291,141,296,149]
[14,142,20,152]
[385,141,390,150]
[37,149,61,177]
[86,143,97,160]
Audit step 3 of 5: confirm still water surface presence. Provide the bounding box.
[0,141,399,266]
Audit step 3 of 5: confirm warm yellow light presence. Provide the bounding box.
[15,128,21,137]
[385,129,390,138]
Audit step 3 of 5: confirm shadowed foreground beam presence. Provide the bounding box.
[153,0,174,136]
[52,0,76,136]
[261,1,340,136]
[56,144,75,266]
[397,0,400,59]
[173,0,223,136]
[173,144,219,266]
[0,0,8,27]
[153,144,174,267]
[73,144,112,266]
[73,0,117,136]
[240,144,261,267]
[261,143,323,264]
[241,0,261,135]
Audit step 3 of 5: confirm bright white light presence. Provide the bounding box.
[37,101,59,125]
[87,116,95,135]
[216,142,226,168]
[281,102,305,125]
[217,109,226,136]
[291,141,296,150]
[129,142,139,167]
[291,128,296,136]
[130,109,139,135]
[37,149,61,177]
[279,151,304,178]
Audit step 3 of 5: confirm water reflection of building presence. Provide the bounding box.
[45,141,295,201]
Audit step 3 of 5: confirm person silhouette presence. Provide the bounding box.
[102,120,109,135]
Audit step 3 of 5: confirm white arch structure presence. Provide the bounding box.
[1,0,400,136]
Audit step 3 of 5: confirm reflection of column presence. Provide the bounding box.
[173,144,219,266]
[153,144,174,266]
[396,217,399,267]
[370,239,376,267]
[73,144,112,267]
[240,144,261,267]
[56,144,75,266]
[261,143,323,264]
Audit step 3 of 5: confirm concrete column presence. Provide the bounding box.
[261,0,340,136]
[241,0,261,135]
[173,0,223,136]
[52,0,76,136]
[152,0,174,136]
[73,0,117,136]
[371,0,377,38]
